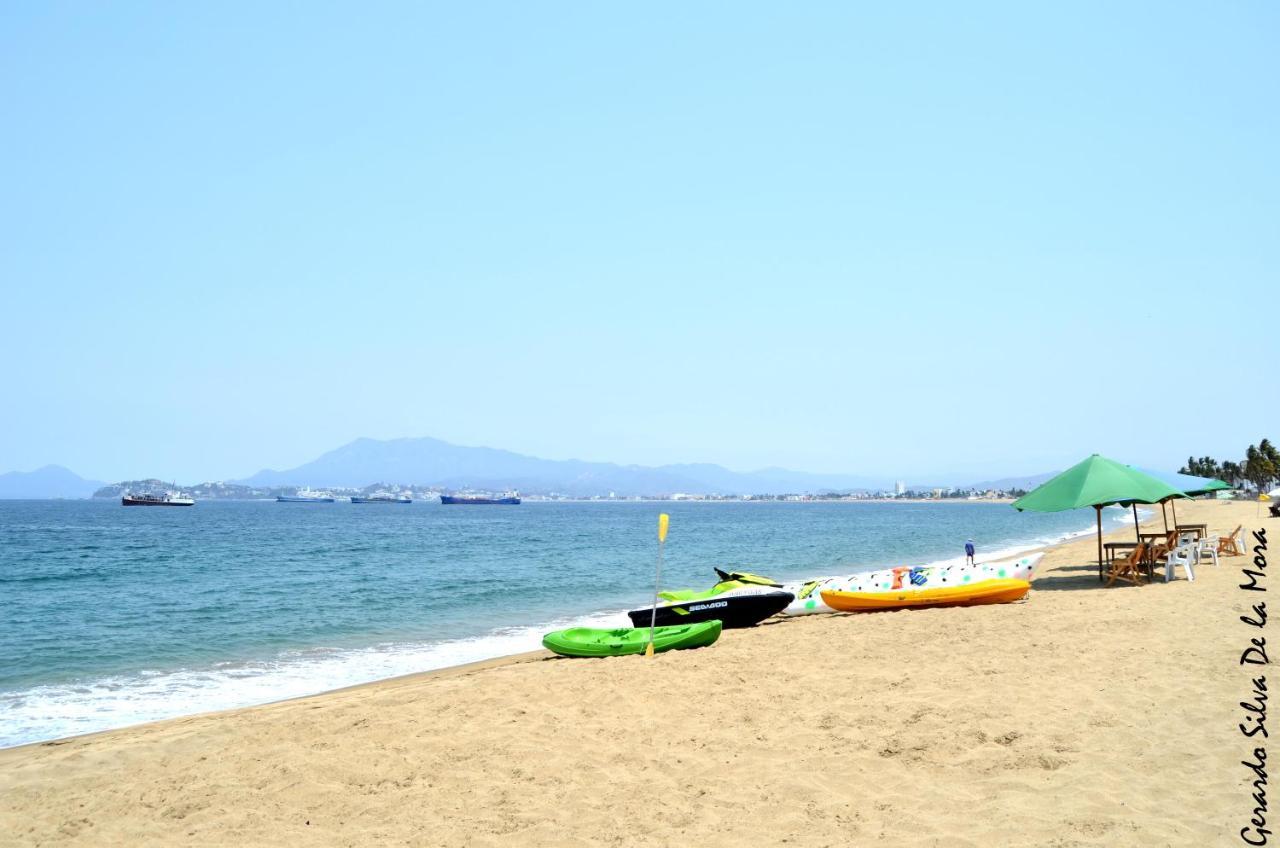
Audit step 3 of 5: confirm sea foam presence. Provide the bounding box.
[0,608,631,749]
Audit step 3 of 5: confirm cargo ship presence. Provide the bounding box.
[351,492,412,504]
[121,491,195,507]
[276,488,336,503]
[440,491,521,505]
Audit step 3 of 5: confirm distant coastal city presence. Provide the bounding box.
[10,434,1275,504]
[91,479,1029,503]
[0,436,1054,501]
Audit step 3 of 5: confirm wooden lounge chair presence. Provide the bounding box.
[1148,532,1178,574]
[1107,543,1147,586]
[1219,525,1245,557]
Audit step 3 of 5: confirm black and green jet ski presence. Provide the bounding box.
[626,569,793,629]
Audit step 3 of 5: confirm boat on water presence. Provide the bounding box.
[276,487,336,503]
[440,491,521,505]
[351,492,412,504]
[121,491,195,507]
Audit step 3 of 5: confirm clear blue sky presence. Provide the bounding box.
[2,2,1275,484]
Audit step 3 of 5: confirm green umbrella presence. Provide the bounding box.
[1012,454,1187,581]
[1131,468,1230,530]
[1167,477,1229,530]
[1180,479,1231,497]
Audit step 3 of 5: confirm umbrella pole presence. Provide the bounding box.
[1171,498,1178,530]
[1161,501,1168,532]
[1132,503,1141,542]
[1096,506,1104,582]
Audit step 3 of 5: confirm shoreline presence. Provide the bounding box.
[5,504,1136,753]
[0,649,551,756]
[0,498,1266,845]
[0,504,1152,753]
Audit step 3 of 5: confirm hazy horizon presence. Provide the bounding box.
[0,432,1233,491]
[3,4,1275,483]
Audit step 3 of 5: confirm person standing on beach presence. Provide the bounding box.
[964,539,975,566]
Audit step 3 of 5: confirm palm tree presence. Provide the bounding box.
[1222,460,1244,487]
[1262,439,1280,473]
[1244,444,1277,494]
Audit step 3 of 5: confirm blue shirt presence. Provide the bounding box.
[965,542,975,556]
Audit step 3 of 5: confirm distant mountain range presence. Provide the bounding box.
[0,465,105,499]
[0,438,1062,499]
[239,437,891,497]
[962,472,1058,492]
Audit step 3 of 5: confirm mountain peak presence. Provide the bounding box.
[238,436,887,496]
[0,465,105,499]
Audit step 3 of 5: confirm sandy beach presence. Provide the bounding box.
[0,498,1270,846]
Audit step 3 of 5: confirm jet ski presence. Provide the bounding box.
[626,569,793,629]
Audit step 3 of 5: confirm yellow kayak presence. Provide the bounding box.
[820,578,1031,612]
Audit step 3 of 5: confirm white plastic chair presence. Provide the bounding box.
[1165,545,1196,583]
[1194,536,1220,567]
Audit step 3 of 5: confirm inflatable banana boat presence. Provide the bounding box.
[781,552,1043,615]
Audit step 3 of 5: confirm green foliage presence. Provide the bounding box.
[1181,439,1277,493]
[1263,439,1280,468]
[1244,442,1278,494]
[1221,461,1244,486]
[1179,456,1223,477]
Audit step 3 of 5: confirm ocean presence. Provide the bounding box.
[0,499,1133,747]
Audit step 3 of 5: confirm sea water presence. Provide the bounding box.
[0,499,1133,747]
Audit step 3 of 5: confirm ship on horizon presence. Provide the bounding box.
[121,490,195,507]
[351,492,412,504]
[440,490,520,505]
[276,487,336,503]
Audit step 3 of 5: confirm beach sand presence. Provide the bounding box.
[1,499,1270,846]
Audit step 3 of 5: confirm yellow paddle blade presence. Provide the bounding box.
[658,513,669,543]
[644,641,655,657]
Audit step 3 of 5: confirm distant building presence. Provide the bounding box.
[894,480,906,496]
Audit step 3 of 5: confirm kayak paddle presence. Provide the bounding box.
[645,513,670,657]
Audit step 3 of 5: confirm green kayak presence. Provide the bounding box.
[542,621,722,658]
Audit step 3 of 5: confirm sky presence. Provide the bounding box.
[2,2,1276,484]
